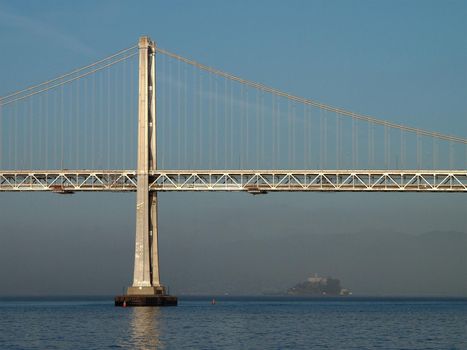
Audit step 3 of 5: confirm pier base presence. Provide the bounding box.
[115,285,177,306]
[114,294,177,307]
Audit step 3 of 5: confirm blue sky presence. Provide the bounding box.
[1,0,466,135]
[0,0,466,295]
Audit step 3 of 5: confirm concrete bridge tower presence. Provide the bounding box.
[115,36,177,306]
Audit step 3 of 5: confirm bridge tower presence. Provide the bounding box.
[115,36,176,306]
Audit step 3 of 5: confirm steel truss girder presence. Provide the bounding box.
[0,170,466,192]
[0,171,137,192]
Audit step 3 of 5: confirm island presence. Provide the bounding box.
[287,274,351,296]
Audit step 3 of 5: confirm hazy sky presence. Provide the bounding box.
[0,0,466,296]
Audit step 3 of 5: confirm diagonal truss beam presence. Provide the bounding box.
[0,170,466,192]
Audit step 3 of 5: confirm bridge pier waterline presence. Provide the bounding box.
[115,36,177,307]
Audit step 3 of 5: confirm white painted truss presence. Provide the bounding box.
[0,170,466,193]
[0,170,137,193]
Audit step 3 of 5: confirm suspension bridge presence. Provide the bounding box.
[1,36,466,305]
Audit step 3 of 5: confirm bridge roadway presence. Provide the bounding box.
[0,170,466,193]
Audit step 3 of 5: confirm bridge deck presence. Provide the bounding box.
[0,170,466,193]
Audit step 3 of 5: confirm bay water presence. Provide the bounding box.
[1,297,466,349]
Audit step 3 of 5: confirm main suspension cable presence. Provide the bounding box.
[156,47,467,145]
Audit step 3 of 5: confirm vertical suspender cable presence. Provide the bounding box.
[287,100,291,168]
[319,108,323,169]
[230,80,234,168]
[28,98,33,169]
[61,85,64,168]
[55,90,58,168]
[256,90,260,169]
[387,127,390,169]
[184,65,188,169]
[325,111,328,168]
[336,113,339,169]
[223,78,228,169]
[20,100,23,168]
[277,95,281,169]
[213,76,217,168]
[303,106,307,169]
[69,82,73,168]
[169,59,173,168]
[272,94,276,169]
[208,71,212,170]
[449,141,454,169]
[122,60,126,169]
[25,98,28,168]
[92,65,96,169]
[240,84,244,169]
[11,103,14,168]
[372,123,375,168]
[276,98,280,168]
[122,55,126,169]
[0,104,2,168]
[41,94,44,169]
[246,89,249,168]
[100,69,104,168]
[84,77,88,169]
[367,123,371,169]
[308,106,312,169]
[199,72,202,168]
[5,106,7,168]
[160,55,165,168]
[45,95,48,169]
[29,98,32,169]
[107,67,110,170]
[194,64,198,169]
[400,129,404,169]
[352,117,355,168]
[178,60,181,169]
[113,65,117,169]
[10,103,13,168]
[130,58,135,169]
[355,120,358,168]
[76,78,79,168]
[13,100,17,168]
[384,125,388,169]
[161,55,165,169]
[416,132,421,169]
[420,134,423,169]
[262,92,266,168]
[292,103,295,168]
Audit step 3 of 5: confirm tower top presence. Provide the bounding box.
[139,36,155,50]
